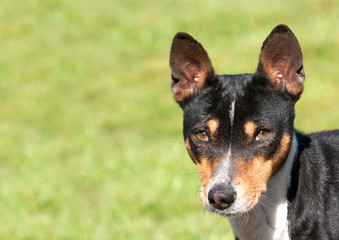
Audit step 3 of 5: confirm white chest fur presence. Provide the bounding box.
[229,134,297,240]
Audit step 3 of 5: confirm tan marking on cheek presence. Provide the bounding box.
[185,138,196,163]
[234,133,292,208]
[184,136,219,206]
[197,158,217,185]
[206,119,219,136]
[244,121,257,137]
[235,156,272,197]
[185,138,191,151]
[197,157,218,204]
[271,133,291,175]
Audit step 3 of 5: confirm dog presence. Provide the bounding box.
[169,24,339,239]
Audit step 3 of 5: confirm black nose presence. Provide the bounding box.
[208,185,236,210]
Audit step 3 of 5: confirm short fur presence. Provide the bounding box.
[169,24,339,239]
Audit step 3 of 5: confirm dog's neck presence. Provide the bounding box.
[229,133,298,240]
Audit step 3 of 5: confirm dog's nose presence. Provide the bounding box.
[208,185,236,210]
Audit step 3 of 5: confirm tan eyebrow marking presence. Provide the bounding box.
[244,121,257,137]
[271,133,291,175]
[206,118,219,135]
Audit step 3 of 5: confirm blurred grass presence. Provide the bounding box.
[0,0,338,239]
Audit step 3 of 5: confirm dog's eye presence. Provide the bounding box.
[256,130,271,141]
[195,131,209,142]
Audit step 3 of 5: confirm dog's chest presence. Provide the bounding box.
[229,200,289,240]
[229,136,297,240]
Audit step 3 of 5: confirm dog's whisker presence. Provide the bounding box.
[260,194,272,201]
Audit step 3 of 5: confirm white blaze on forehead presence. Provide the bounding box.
[229,100,235,126]
[206,100,236,192]
[219,99,236,176]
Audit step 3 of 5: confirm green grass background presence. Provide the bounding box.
[0,0,338,239]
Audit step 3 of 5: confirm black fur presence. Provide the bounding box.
[170,24,339,239]
[288,131,339,239]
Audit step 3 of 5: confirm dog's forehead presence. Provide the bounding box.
[183,74,255,125]
[207,74,256,115]
[217,74,253,99]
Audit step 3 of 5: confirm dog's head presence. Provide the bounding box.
[169,25,305,217]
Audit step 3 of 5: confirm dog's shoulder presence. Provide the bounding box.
[288,130,339,239]
[302,129,339,160]
[295,129,339,181]
[308,129,339,145]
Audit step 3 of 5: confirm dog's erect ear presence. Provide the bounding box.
[256,24,305,99]
[169,32,214,105]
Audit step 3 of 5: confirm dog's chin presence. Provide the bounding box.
[206,206,249,218]
[204,199,259,219]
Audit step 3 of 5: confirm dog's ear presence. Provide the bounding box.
[256,24,305,99]
[169,32,214,106]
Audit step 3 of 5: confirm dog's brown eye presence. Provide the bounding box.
[195,131,209,142]
[256,130,270,141]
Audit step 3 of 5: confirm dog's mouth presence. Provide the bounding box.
[200,184,262,218]
[204,196,259,218]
